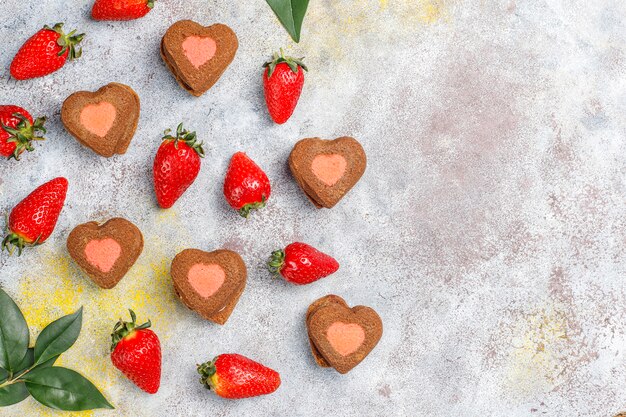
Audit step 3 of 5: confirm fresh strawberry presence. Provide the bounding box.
[2,177,68,256]
[153,123,204,209]
[223,152,271,218]
[263,49,307,124]
[10,23,84,80]
[268,242,339,285]
[197,354,280,399]
[92,0,155,21]
[0,106,46,160]
[110,310,161,394]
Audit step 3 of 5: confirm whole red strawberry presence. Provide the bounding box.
[197,354,280,399]
[0,106,46,160]
[153,123,204,209]
[263,50,307,124]
[111,310,161,394]
[10,23,84,80]
[223,152,271,218]
[92,0,155,21]
[268,242,339,285]
[2,177,68,256]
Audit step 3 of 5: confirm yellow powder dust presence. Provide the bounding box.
[503,307,573,396]
[302,0,450,64]
[13,400,94,417]
[418,0,447,24]
[391,0,450,25]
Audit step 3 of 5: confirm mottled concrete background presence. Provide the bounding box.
[0,0,625,416]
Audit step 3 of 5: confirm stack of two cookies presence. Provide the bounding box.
[170,249,246,325]
[306,295,382,374]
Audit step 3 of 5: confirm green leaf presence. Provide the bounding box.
[0,289,29,372]
[0,382,29,406]
[23,367,113,411]
[33,307,82,366]
[265,0,310,42]
[0,368,7,384]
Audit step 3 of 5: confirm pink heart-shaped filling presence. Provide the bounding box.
[84,238,122,273]
[182,36,217,69]
[188,263,225,298]
[311,154,347,186]
[79,102,117,138]
[326,322,365,356]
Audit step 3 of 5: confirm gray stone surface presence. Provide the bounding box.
[1,0,626,416]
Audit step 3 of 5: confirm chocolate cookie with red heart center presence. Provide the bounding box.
[61,83,140,157]
[307,295,382,374]
[161,20,238,97]
[289,137,366,208]
[67,218,144,289]
[170,248,246,325]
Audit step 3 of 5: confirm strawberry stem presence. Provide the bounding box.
[111,309,151,351]
[263,49,307,78]
[238,196,267,218]
[197,359,217,390]
[2,228,41,256]
[162,123,205,157]
[2,232,26,256]
[2,113,47,160]
[44,23,85,61]
[267,249,285,274]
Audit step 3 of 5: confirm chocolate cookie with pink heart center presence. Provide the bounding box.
[61,83,140,157]
[170,248,246,325]
[289,137,367,208]
[307,295,382,374]
[161,20,238,97]
[67,218,144,289]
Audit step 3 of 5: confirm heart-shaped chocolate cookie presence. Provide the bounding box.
[61,83,140,157]
[289,137,366,208]
[67,218,144,289]
[307,295,382,374]
[170,248,246,324]
[161,20,238,97]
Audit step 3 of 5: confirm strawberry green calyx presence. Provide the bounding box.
[2,231,39,256]
[2,113,47,160]
[239,196,266,218]
[267,249,285,274]
[111,309,151,351]
[45,23,85,60]
[197,358,218,390]
[163,123,205,157]
[147,0,155,8]
[263,48,308,78]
